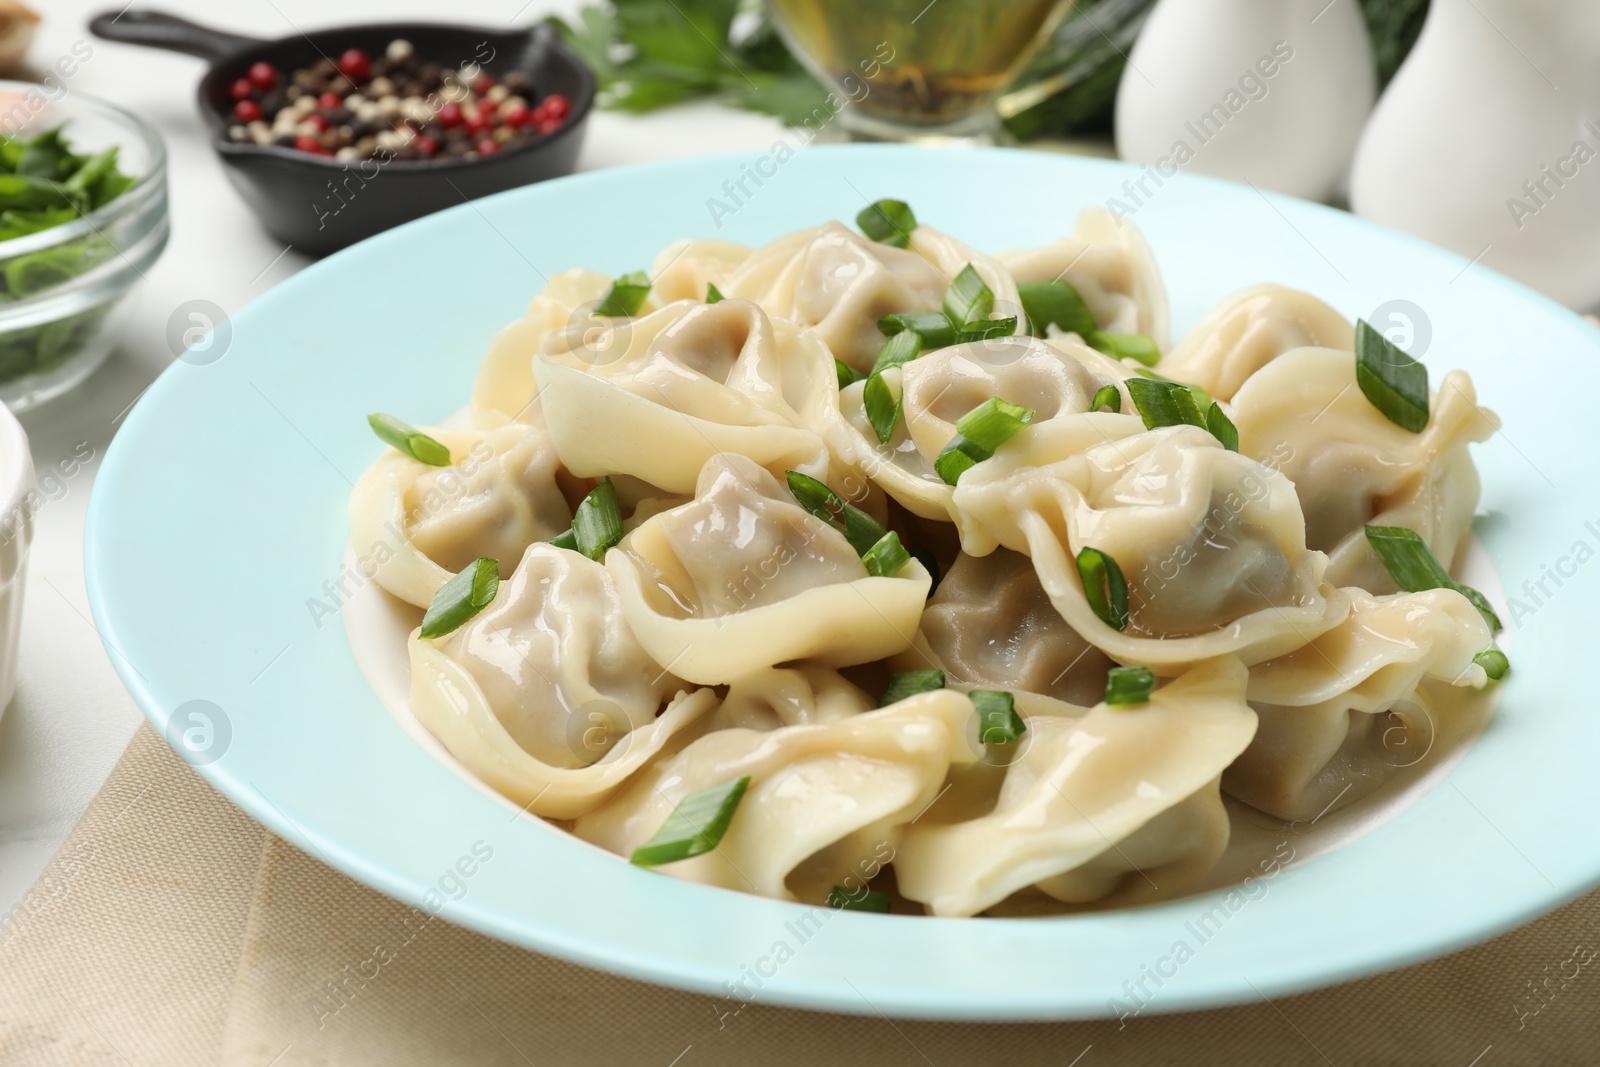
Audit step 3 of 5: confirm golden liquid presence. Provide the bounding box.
[768,0,1073,127]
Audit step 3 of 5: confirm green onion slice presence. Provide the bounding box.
[785,471,886,556]
[1130,365,1212,408]
[1105,665,1156,706]
[879,311,956,350]
[827,885,892,913]
[1091,385,1122,413]
[856,199,917,248]
[835,358,863,390]
[572,478,623,561]
[933,397,1036,486]
[1076,546,1129,631]
[955,316,1018,343]
[862,530,911,578]
[369,413,451,466]
[705,282,725,304]
[1088,331,1161,366]
[419,557,499,639]
[863,372,902,444]
[1205,402,1239,452]
[878,669,946,707]
[548,527,578,551]
[1355,319,1429,433]
[972,689,1025,745]
[870,328,922,377]
[630,776,751,867]
[592,270,652,317]
[1474,648,1510,682]
[1017,278,1096,338]
[1126,376,1208,432]
[1364,525,1502,632]
[943,264,994,326]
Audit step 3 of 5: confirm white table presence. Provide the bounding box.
[0,0,786,924]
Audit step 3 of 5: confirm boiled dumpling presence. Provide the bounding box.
[893,658,1257,917]
[1155,285,1354,401]
[606,453,931,684]
[1230,346,1497,591]
[921,548,1114,708]
[707,663,877,731]
[999,208,1170,350]
[534,298,837,494]
[953,419,1348,669]
[348,421,574,608]
[1225,587,1495,821]
[649,238,752,303]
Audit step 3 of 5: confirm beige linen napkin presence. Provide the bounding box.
[1,725,1598,1067]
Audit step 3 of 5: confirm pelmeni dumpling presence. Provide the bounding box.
[649,238,752,303]
[1225,588,1494,821]
[921,548,1113,708]
[1155,285,1354,401]
[606,453,931,685]
[1230,346,1498,591]
[893,658,1257,917]
[953,419,1348,669]
[999,208,1170,350]
[831,335,1137,522]
[534,298,837,493]
[574,689,972,903]
[472,268,663,427]
[723,221,955,373]
[708,664,877,732]
[348,421,573,608]
[408,544,710,819]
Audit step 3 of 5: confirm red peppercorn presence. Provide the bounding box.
[500,101,530,127]
[337,49,372,83]
[541,93,571,120]
[233,99,262,122]
[303,113,329,133]
[229,77,254,101]
[318,91,343,111]
[248,61,278,90]
[414,134,439,156]
[294,135,327,154]
[472,73,495,95]
[535,117,561,136]
[475,138,500,155]
[465,108,492,135]
[437,102,463,127]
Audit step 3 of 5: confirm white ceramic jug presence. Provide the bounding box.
[1350,0,1600,310]
[1113,0,1375,202]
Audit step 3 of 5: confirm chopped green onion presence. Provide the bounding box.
[862,530,911,577]
[856,199,917,249]
[548,528,578,551]
[572,478,623,561]
[1474,648,1510,682]
[705,282,724,304]
[879,311,956,350]
[1127,377,1208,432]
[943,263,994,326]
[933,397,1036,486]
[955,316,1018,343]
[419,557,499,639]
[593,271,652,317]
[1105,665,1156,706]
[1017,278,1096,338]
[863,372,902,444]
[1076,546,1129,631]
[368,413,451,467]
[1355,319,1429,433]
[827,885,892,912]
[878,669,946,707]
[870,329,922,377]
[1364,525,1501,632]
[835,358,863,390]
[785,471,886,556]
[630,776,751,867]
[1130,365,1212,408]
[972,689,1025,745]
[1091,385,1122,413]
[1088,331,1161,366]
[1205,402,1239,452]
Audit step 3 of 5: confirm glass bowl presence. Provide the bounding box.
[0,81,169,412]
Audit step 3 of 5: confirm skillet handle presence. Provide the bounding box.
[88,9,263,63]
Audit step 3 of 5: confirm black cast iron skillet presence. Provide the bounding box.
[89,9,595,255]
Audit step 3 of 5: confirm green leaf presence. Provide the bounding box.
[1088,331,1160,365]
[785,471,885,556]
[933,397,1036,485]
[856,199,917,248]
[1474,648,1509,682]
[630,775,751,867]
[593,270,652,317]
[955,317,1018,343]
[861,530,911,578]
[1076,546,1129,631]
[368,413,451,466]
[705,282,724,304]
[863,371,901,444]
[972,689,1025,745]
[549,527,578,551]
[878,669,945,707]
[1017,278,1095,337]
[879,311,956,351]
[943,264,994,326]
[1105,665,1155,706]
[870,329,922,377]
[1126,376,1208,432]
[17,127,72,180]
[1364,525,1501,632]
[1090,384,1121,413]
[834,358,862,390]
[1205,402,1238,451]
[827,885,892,912]
[1355,319,1429,432]
[573,479,623,560]
[419,558,500,639]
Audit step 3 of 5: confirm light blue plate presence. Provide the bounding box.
[85,146,1600,1021]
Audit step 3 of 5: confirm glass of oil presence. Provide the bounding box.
[766,0,1075,142]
